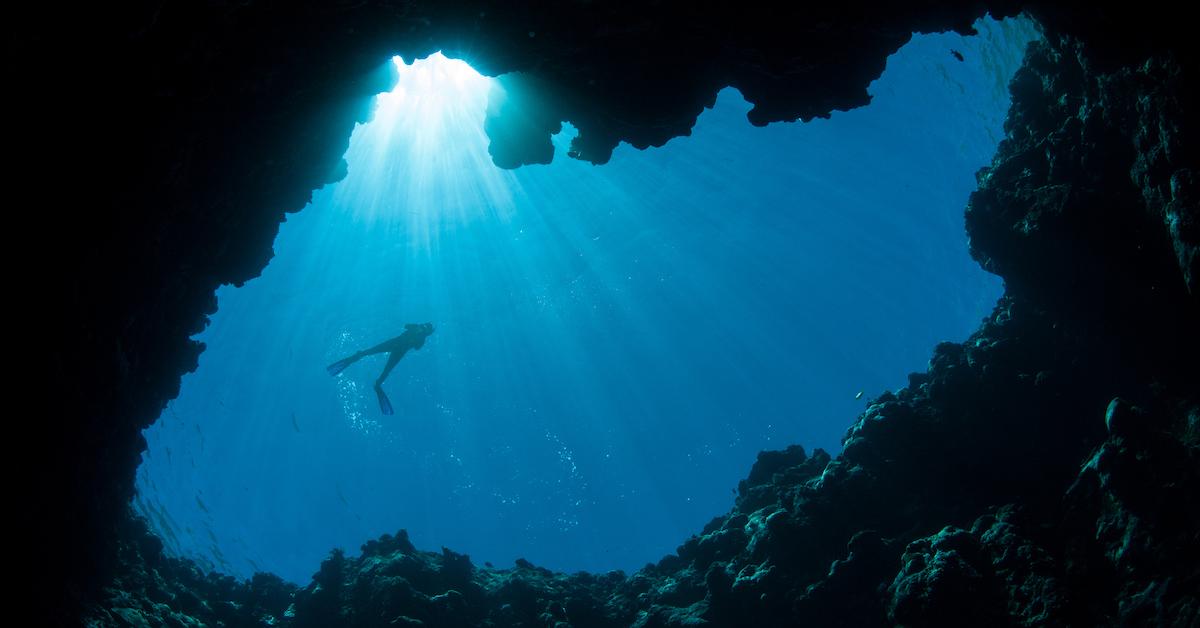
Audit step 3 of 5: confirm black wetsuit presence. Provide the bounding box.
[327,324,434,414]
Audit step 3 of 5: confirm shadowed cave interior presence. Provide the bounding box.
[133,20,1031,585]
[13,2,1198,627]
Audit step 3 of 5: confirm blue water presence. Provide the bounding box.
[136,17,1038,583]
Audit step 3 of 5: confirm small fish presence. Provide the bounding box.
[855,391,864,400]
[336,484,349,506]
[196,495,210,514]
[291,413,301,432]
[950,49,964,62]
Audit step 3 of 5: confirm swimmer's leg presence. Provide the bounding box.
[326,354,361,376]
[375,384,394,415]
[326,340,393,375]
[360,339,395,356]
[376,351,404,386]
[373,351,404,415]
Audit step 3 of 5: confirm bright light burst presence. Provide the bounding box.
[337,53,517,238]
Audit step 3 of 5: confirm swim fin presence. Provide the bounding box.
[375,385,394,415]
[326,356,356,376]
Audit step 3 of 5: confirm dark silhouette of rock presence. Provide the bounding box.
[8,2,1197,625]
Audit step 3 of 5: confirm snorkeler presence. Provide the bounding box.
[326,323,435,415]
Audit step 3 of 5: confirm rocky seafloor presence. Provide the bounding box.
[12,2,1195,626]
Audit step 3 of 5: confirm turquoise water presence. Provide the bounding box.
[136,17,1038,583]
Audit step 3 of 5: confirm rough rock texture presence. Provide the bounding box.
[86,516,296,628]
[10,1,1198,626]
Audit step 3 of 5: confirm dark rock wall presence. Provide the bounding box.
[87,515,296,628]
[9,2,1196,626]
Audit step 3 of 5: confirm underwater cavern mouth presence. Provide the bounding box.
[133,20,1033,584]
[14,2,1199,626]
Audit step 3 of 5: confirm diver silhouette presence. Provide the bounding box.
[326,323,435,415]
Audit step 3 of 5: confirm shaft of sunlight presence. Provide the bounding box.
[346,53,516,239]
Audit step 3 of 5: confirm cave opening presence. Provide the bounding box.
[134,17,1039,584]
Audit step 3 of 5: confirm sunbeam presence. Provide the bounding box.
[340,53,514,235]
[136,19,1039,583]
